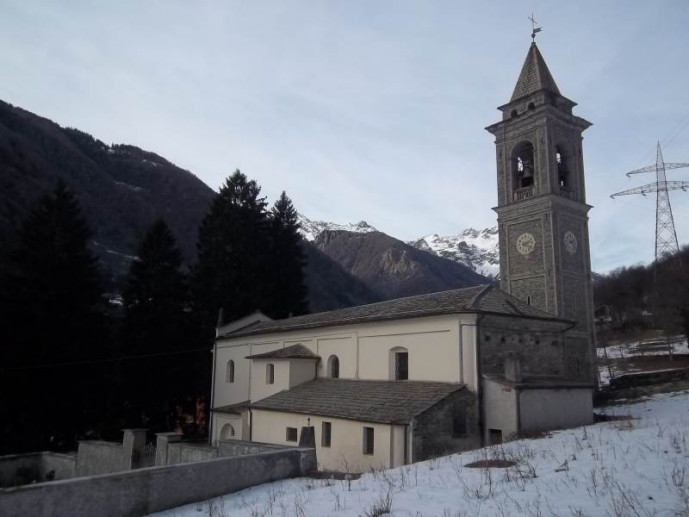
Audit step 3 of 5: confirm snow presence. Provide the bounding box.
[411,227,499,278]
[296,213,498,278]
[597,335,689,386]
[297,213,377,242]
[151,390,689,517]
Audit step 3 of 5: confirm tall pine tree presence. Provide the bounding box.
[266,191,308,319]
[120,219,202,429]
[193,170,271,335]
[0,181,105,452]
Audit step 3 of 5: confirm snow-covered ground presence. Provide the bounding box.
[597,335,689,386]
[152,391,689,517]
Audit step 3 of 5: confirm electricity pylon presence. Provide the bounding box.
[610,142,689,261]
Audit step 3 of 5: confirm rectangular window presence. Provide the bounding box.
[286,427,298,442]
[321,422,332,447]
[395,352,408,380]
[489,429,502,445]
[363,427,374,455]
[266,363,275,384]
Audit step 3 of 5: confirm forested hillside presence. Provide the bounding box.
[593,246,689,341]
[0,100,215,281]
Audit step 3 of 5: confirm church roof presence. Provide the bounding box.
[246,343,319,360]
[510,42,561,102]
[250,378,466,424]
[219,285,568,339]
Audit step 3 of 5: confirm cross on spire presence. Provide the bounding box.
[529,14,542,42]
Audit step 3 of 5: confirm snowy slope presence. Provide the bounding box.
[153,390,689,517]
[410,227,499,278]
[297,213,377,242]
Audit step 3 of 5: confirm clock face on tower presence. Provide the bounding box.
[516,232,536,255]
[564,231,578,254]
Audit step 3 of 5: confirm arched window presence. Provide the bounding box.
[220,423,235,439]
[327,355,340,378]
[389,347,409,380]
[226,360,235,383]
[556,146,569,189]
[512,142,535,190]
[266,363,275,384]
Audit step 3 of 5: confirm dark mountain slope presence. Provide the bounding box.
[0,100,215,278]
[314,230,488,300]
[302,241,381,313]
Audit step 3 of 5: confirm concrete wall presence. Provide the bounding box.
[412,389,480,461]
[483,377,519,442]
[0,452,76,488]
[75,441,125,477]
[251,409,394,473]
[218,439,288,456]
[0,448,316,517]
[519,388,593,431]
[166,443,218,466]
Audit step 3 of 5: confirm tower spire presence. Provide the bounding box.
[510,42,561,102]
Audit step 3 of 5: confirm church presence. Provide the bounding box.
[209,40,596,473]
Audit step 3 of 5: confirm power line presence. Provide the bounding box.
[0,345,211,373]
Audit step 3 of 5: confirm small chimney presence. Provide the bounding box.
[504,352,522,383]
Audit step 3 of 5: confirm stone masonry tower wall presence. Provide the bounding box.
[485,42,595,381]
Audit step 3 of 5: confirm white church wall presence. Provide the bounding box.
[212,343,252,408]
[357,315,462,382]
[250,359,290,403]
[212,414,244,443]
[483,377,519,442]
[214,313,473,412]
[316,336,357,378]
[288,360,318,387]
[251,410,395,473]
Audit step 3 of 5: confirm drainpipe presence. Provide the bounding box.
[208,324,219,446]
[458,318,481,386]
[474,314,486,445]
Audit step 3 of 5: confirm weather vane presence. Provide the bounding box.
[529,14,542,42]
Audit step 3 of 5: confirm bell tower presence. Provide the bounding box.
[486,41,595,380]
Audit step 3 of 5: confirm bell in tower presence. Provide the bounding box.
[485,36,596,382]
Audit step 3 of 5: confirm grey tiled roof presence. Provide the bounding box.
[511,43,561,102]
[211,401,250,415]
[250,378,466,424]
[220,285,566,339]
[246,344,320,360]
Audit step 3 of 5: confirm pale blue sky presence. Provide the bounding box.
[1,1,688,272]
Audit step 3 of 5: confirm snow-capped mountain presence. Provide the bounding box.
[410,227,499,279]
[297,212,499,280]
[297,213,377,241]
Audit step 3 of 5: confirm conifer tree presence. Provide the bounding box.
[123,219,187,350]
[0,181,105,451]
[193,170,271,334]
[267,191,308,319]
[121,219,197,427]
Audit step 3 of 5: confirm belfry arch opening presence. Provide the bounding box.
[556,145,569,189]
[512,142,535,190]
